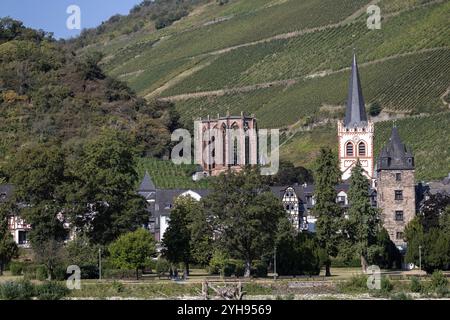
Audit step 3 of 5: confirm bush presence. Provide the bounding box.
[410,277,422,293]
[252,261,268,278]
[36,265,48,281]
[235,263,245,278]
[223,263,236,277]
[53,265,67,281]
[0,280,36,300]
[103,269,138,280]
[36,281,69,300]
[80,265,99,279]
[208,250,229,275]
[390,292,413,300]
[430,271,448,296]
[380,276,394,294]
[155,259,171,278]
[337,274,368,293]
[9,261,24,276]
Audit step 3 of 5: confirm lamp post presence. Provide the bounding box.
[99,248,102,281]
[418,245,422,273]
[273,246,277,280]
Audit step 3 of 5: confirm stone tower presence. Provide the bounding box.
[338,54,374,181]
[376,127,416,249]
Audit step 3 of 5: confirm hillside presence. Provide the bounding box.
[0,18,177,170]
[77,0,450,181]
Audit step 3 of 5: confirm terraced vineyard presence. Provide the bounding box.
[136,157,210,190]
[80,0,450,182]
[280,113,450,182]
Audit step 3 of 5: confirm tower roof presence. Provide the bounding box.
[138,171,156,192]
[344,54,368,128]
[377,126,414,171]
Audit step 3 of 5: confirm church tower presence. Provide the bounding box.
[338,54,374,181]
[377,127,416,249]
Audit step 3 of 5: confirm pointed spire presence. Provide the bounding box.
[377,126,414,170]
[344,53,368,128]
[138,171,156,191]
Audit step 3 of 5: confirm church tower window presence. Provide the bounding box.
[346,142,354,157]
[358,142,366,156]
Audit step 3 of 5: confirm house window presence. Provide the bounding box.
[395,190,403,200]
[346,142,354,157]
[306,196,313,205]
[18,231,28,245]
[396,232,404,240]
[396,173,402,181]
[395,211,404,221]
[337,196,346,205]
[358,142,366,156]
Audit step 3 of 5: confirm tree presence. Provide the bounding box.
[203,167,287,277]
[270,160,313,186]
[345,161,380,272]
[312,148,342,276]
[33,239,67,280]
[162,196,196,276]
[66,130,148,244]
[7,144,68,247]
[369,102,382,117]
[0,202,18,275]
[109,228,156,280]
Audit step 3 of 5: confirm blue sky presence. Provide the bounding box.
[0,0,143,39]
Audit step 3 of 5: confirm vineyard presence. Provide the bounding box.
[136,157,210,190]
[280,113,450,182]
[172,49,450,128]
[161,1,450,96]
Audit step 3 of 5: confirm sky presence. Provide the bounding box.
[0,0,143,39]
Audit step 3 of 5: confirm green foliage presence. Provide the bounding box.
[429,270,448,295]
[410,277,422,293]
[337,274,368,294]
[108,228,156,279]
[208,250,229,275]
[203,167,288,277]
[0,202,19,274]
[0,280,35,300]
[155,258,171,277]
[312,148,342,276]
[344,161,381,270]
[9,261,23,276]
[380,276,394,294]
[369,102,382,117]
[36,281,69,300]
[67,130,149,244]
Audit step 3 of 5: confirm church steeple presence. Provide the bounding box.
[344,54,368,128]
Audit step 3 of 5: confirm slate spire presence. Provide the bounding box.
[377,126,414,170]
[138,171,156,192]
[344,53,368,128]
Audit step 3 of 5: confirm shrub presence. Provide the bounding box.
[9,261,23,276]
[337,274,368,293]
[235,263,245,278]
[390,292,413,300]
[80,265,99,279]
[430,271,448,296]
[155,259,171,278]
[36,281,69,300]
[410,277,422,293]
[111,280,126,294]
[381,276,394,294]
[103,269,138,280]
[53,265,67,281]
[208,250,229,275]
[36,265,48,281]
[252,261,268,278]
[0,280,36,300]
[223,263,236,277]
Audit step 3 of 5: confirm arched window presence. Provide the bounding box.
[211,136,216,169]
[222,124,227,166]
[358,142,366,156]
[346,142,354,157]
[231,123,239,166]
